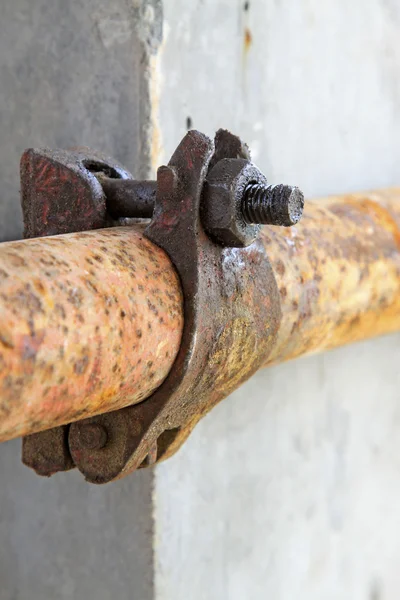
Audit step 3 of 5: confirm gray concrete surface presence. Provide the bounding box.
[154,1,400,599]
[0,1,159,598]
[0,440,154,600]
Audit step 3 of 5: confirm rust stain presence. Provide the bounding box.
[350,197,400,249]
[244,27,252,53]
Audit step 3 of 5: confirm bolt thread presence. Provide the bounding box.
[242,183,304,227]
[242,183,273,224]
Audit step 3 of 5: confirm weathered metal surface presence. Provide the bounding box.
[20,146,135,474]
[0,227,183,443]
[69,130,282,483]
[21,147,133,238]
[242,182,304,226]
[101,178,157,220]
[1,183,399,477]
[202,157,264,247]
[22,426,74,476]
[265,189,400,365]
[67,186,400,482]
[101,143,305,239]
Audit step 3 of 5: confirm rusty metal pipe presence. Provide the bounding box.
[0,188,400,443]
[0,227,184,442]
[265,188,400,365]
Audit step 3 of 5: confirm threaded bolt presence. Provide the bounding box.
[241,183,304,227]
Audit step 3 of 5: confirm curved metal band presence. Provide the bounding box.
[69,130,282,483]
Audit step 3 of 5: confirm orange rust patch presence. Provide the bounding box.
[244,28,252,52]
[33,279,45,294]
[349,198,400,249]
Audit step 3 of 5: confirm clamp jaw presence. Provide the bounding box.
[21,129,303,483]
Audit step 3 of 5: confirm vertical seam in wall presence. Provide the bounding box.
[148,49,164,174]
[151,466,158,600]
[131,0,164,179]
[129,2,165,598]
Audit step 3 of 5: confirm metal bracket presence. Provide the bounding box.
[21,146,134,476]
[21,129,303,483]
[67,130,282,483]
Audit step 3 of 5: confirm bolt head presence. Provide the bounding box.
[75,422,108,450]
[202,158,265,247]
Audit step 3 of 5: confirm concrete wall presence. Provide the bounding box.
[154,1,400,599]
[0,1,158,598]
[1,1,400,599]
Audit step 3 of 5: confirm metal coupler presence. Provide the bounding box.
[21,129,303,483]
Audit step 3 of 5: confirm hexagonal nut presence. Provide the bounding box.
[202,158,266,247]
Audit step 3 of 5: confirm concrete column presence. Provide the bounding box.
[0,1,161,598]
